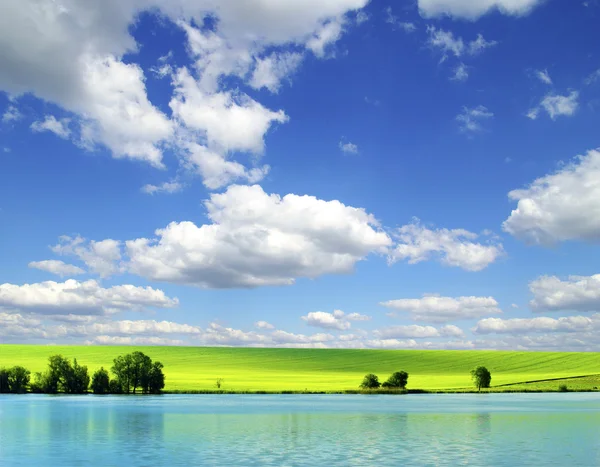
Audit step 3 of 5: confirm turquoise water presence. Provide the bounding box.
[1,394,600,466]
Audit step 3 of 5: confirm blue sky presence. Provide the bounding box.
[2,0,600,350]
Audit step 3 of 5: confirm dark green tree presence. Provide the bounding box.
[108,379,124,394]
[471,366,492,391]
[382,371,409,389]
[0,368,9,393]
[112,352,160,394]
[146,361,165,394]
[7,366,31,393]
[91,367,111,395]
[360,373,381,389]
[111,354,134,394]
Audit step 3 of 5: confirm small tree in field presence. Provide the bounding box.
[382,371,409,389]
[91,367,111,395]
[215,378,224,389]
[471,366,491,391]
[360,374,381,389]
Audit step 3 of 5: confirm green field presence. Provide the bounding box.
[1,345,600,392]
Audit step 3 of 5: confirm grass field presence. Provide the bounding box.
[1,345,600,392]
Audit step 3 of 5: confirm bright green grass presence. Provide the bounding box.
[1,345,600,391]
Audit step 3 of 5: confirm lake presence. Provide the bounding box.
[1,394,599,466]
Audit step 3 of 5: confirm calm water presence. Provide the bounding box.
[1,394,600,466]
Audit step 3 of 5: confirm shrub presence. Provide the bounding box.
[108,379,124,394]
[558,384,568,392]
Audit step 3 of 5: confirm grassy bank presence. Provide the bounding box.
[2,345,600,392]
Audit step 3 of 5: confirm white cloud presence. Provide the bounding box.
[456,105,494,133]
[389,220,503,271]
[89,336,186,346]
[171,67,288,155]
[307,19,344,58]
[339,140,359,154]
[451,63,469,81]
[418,0,543,19]
[585,69,600,85]
[473,315,599,334]
[2,105,22,123]
[301,309,370,331]
[373,324,465,339]
[535,69,553,85]
[126,184,391,288]
[529,274,600,312]
[141,180,183,195]
[0,280,178,316]
[528,91,579,121]
[385,7,417,32]
[381,295,502,322]
[0,0,368,173]
[255,321,275,330]
[503,149,600,244]
[356,11,369,24]
[51,235,122,278]
[249,52,304,93]
[31,115,71,139]
[28,260,85,277]
[427,28,497,58]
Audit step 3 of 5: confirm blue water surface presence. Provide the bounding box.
[1,394,599,466]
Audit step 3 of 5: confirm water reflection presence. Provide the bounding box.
[1,394,600,466]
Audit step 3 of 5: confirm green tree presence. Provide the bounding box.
[91,367,111,395]
[7,366,30,393]
[108,379,124,394]
[382,371,409,389]
[0,368,9,393]
[360,373,381,389]
[112,352,160,394]
[145,361,165,394]
[471,366,492,391]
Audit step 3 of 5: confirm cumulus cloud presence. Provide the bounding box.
[418,0,543,19]
[373,324,465,339]
[473,315,598,334]
[28,260,85,277]
[30,115,71,139]
[51,235,122,277]
[456,105,494,133]
[503,149,600,244]
[255,321,275,330]
[0,279,178,316]
[0,0,368,179]
[528,91,579,121]
[381,295,502,322]
[529,274,600,312]
[301,309,371,330]
[389,220,503,271]
[249,52,304,93]
[125,184,391,288]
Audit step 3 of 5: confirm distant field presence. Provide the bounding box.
[1,345,600,392]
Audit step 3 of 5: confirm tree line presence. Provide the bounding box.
[359,366,492,391]
[0,351,165,395]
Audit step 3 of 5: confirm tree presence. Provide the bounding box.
[471,366,491,391]
[112,352,164,394]
[360,374,381,389]
[69,359,90,394]
[215,378,224,389]
[382,371,409,389]
[109,379,124,394]
[91,367,111,395]
[0,368,9,393]
[7,366,30,393]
